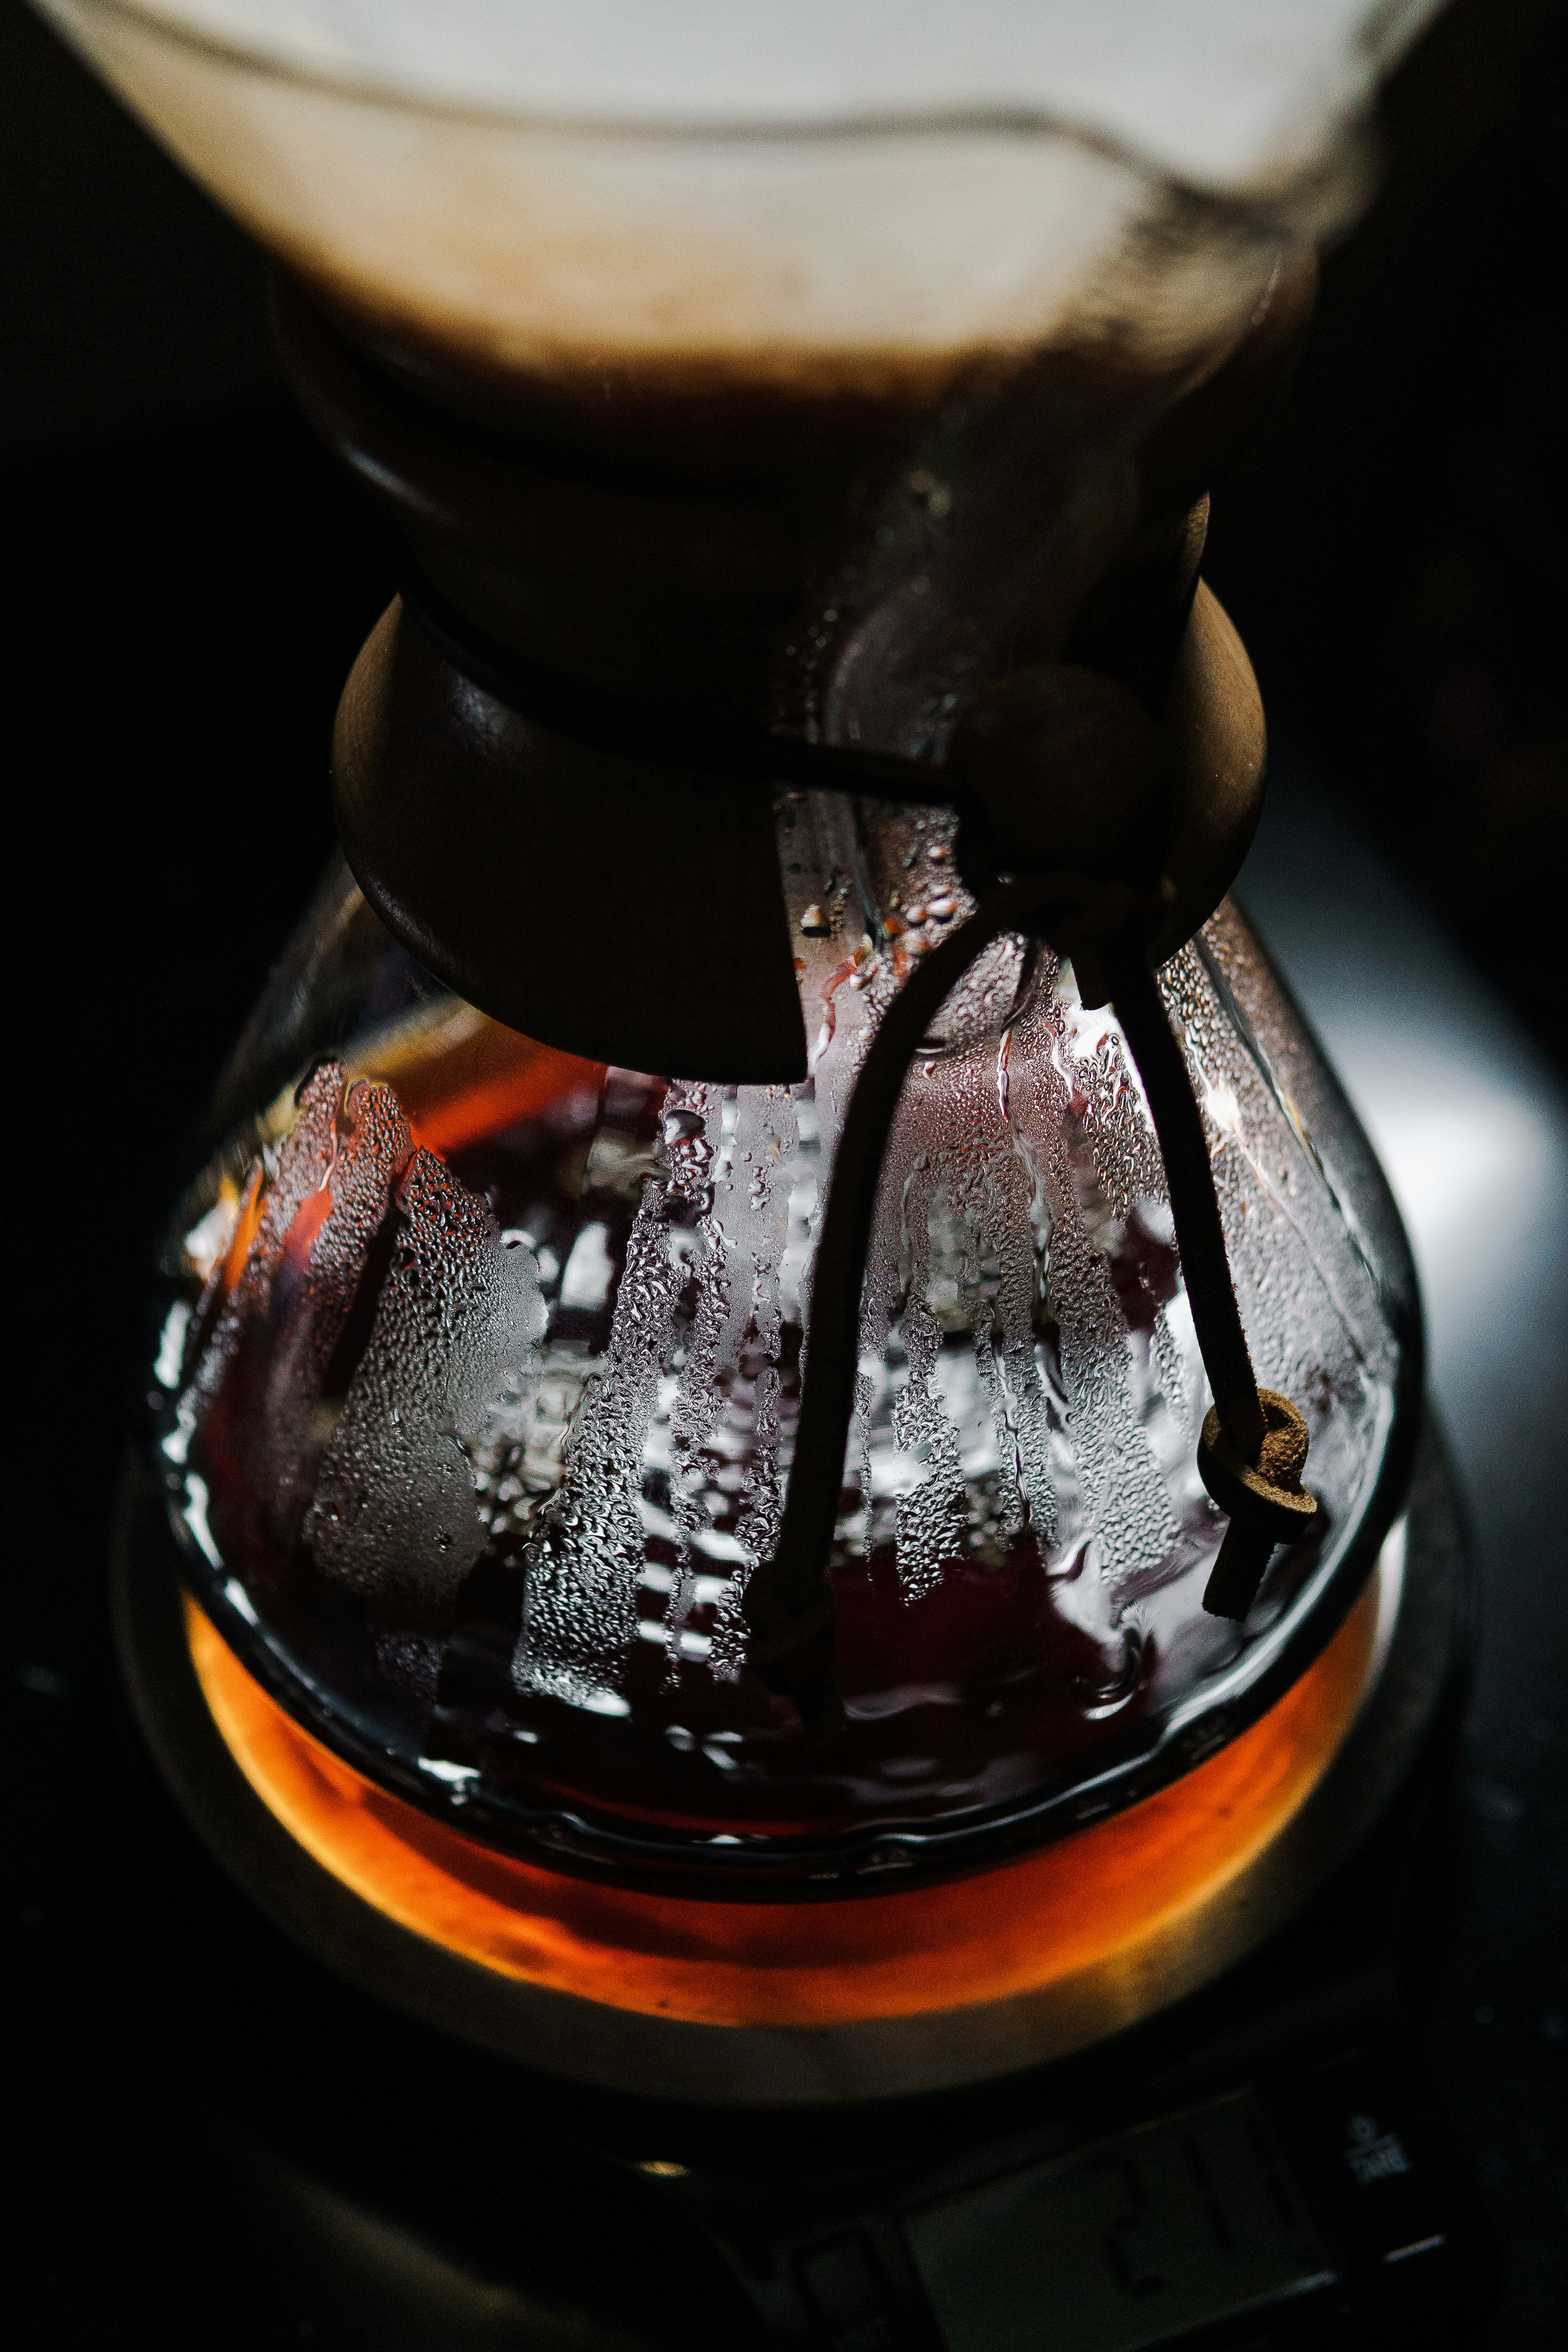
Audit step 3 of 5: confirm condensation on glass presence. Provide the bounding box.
[152,789,1412,1870]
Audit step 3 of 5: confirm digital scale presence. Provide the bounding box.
[654,1910,1486,2352]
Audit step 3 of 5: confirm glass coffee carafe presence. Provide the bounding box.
[153,805,1415,1889]
[53,0,1434,2057]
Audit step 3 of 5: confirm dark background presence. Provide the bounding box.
[4,0,1564,2343]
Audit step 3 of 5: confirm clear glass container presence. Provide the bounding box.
[151,790,1416,1892]
[58,0,1425,1921]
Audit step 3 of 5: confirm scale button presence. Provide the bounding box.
[795,2232,898,2351]
[1294,2052,1450,2268]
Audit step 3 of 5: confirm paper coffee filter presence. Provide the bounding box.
[34,1,1444,388]
[43,2,1442,192]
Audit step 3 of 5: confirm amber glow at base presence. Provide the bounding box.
[187,1585,1376,2029]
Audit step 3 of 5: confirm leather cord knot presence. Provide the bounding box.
[1197,1389,1320,1620]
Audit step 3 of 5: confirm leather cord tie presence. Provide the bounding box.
[742,663,1318,1728]
[1103,944,1320,1621]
